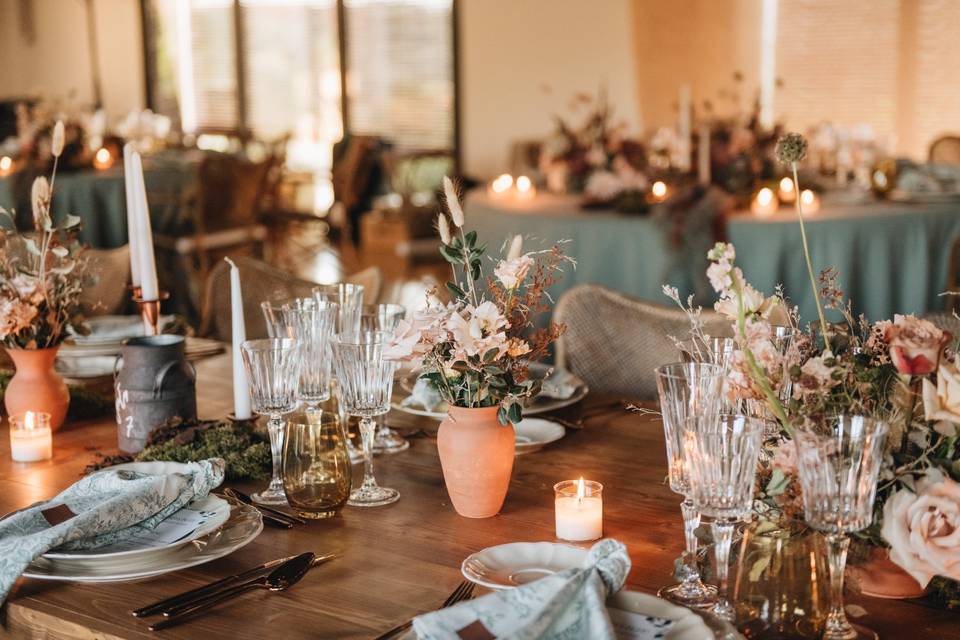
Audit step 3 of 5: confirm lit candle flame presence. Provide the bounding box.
[0,156,11,172]
[800,189,815,205]
[779,177,794,193]
[95,147,111,164]
[651,181,667,199]
[491,174,513,194]
[576,476,585,503]
[757,187,774,206]
[25,411,36,431]
[516,175,532,193]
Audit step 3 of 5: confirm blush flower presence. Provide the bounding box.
[0,296,38,339]
[494,255,534,290]
[923,361,960,429]
[884,314,949,376]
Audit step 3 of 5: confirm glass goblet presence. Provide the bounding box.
[677,336,738,370]
[654,362,725,609]
[282,298,338,410]
[241,338,302,505]
[795,416,889,640]
[330,330,400,507]
[261,301,292,338]
[361,304,408,454]
[685,414,765,623]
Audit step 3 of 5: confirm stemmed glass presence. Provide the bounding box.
[361,304,408,454]
[282,298,338,411]
[795,416,889,640]
[330,330,400,507]
[241,338,302,505]
[653,362,725,608]
[685,414,764,622]
[677,336,738,370]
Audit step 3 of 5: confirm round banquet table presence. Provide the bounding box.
[728,200,960,323]
[0,152,198,248]
[465,190,960,323]
[464,191,702,312]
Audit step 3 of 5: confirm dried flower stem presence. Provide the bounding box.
[792,162,830,354]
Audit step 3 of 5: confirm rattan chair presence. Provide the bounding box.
[199,257,383,341]
[79,245,131,316]
[554,285,733,400]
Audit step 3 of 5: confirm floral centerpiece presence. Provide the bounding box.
[1,120,87,428]
[670,131,960,612]
[538,89,648,208]
[387,177,572,517]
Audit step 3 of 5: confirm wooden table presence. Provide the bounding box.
[2,354,958,639]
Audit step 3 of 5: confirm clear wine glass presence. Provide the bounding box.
[677,336,738,370]
[653,362,725,609]
[282,298,338,410]
[241,338,302,505]
[330,330,400,507]
[261,301,291,338]
[685,413,765,622]
[361,304,408,454]
[795,416,889,640]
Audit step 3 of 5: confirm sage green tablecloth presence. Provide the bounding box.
[0,157,196,248]
[728,201,960,323]
[464,192,705,311]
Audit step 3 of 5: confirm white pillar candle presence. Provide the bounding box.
[123,143,141,288]
[697,124,711,185]
[554,478,603,542]
[131,151,159,301]
[10,412,53,462]
[677,84,692,172]
[225,258,252,420]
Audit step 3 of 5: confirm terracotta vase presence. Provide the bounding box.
[437,406,515,518]
[4,347,70,430]
[851,547,926,600]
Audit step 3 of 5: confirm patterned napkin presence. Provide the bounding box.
[0,459,224,604]
[413,539,631,640]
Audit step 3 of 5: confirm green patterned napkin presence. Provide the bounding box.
[0,459,224,604]
[413,539,632,640]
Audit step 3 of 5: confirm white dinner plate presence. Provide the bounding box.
[461,541,588,590]
[42,493,231,564]
[606,590,739,639]
[514,418,565,455]
[23,499,262,583]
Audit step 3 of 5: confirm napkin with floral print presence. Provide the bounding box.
[413,538,631,640]
[0,459,224,604]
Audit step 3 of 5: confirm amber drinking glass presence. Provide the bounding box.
[282,412,352,519]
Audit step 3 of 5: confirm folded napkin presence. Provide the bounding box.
[402,377,448,413]
[539,368,578,400]
[0,459,224,604]
[413,539,631,640]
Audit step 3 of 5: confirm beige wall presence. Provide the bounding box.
[458,0,641,179]
[0,0,144,120]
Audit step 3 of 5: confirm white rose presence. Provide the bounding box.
[924,361,960,426]
[882,476,960,588]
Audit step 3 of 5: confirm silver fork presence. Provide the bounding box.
[373,580,476,640]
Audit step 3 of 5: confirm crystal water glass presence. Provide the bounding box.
[330,330,400,507]
[282,298,338,410]
[241,338,302,505]
[795,416,888,640]
[261,301,292,338]
[654,362,725,608]
[361,304,408,454]
[685,414,765,622]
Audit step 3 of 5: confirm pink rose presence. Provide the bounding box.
[884,314,949,376]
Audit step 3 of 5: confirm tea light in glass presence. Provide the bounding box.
[751,187,779,217]
[9,411,53,462]
[489,173,513,197]
[778,177,796,203]
[93,147,114,170]
[555,477,603,541]
[650,180,668,203]
[800,189,821,215]
[515,175,536,200]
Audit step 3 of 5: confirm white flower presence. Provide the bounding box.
[31,176,51,231]
[494,255,534,290]
[506,234,523,261]
[11,274,43,304]
[51,120,65,158]
[437,214,451,245]
[443,176,464,227]
[471,301,507,334]
[584,171,623,202]
[882,476,960,588]
[923,361,960,424]
[446,302,509,360]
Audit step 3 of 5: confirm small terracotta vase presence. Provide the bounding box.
[4,347,70,430]
[851,547,926,600]
[437,406,515,518]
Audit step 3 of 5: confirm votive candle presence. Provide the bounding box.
[800,189,821,215]
[751,187,779,217]
[555,478,603,542]
[10,411,53,462]
[515,175,536,200]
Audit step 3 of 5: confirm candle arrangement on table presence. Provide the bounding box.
[123,143,163,335]
[9,411,53,462]
[750,186,779,217]
[554,477,603,542]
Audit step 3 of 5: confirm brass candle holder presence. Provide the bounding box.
[132,290,170,336]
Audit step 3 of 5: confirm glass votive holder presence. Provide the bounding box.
[9,411,53,462]
[282,411,352,519]
[554,478,603,542]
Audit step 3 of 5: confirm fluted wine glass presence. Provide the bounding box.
[361,304,408,454]
[282,298,338,410]
[685,414,765,622]
[330,330,400,507]
[241,338,302,505]
[654,362,725,608]
[795,416,888,640]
